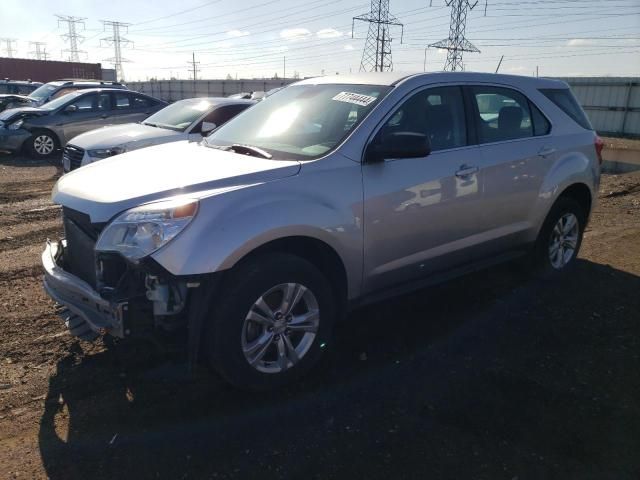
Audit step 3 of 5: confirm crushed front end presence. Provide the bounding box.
[43,206,195,343]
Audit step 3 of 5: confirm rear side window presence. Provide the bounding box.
[530,102,551,136]
[471,86,533,143]
[540,88,592,130]
[115,93,131,109]
[133,95,152,108]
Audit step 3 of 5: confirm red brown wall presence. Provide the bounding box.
[0,57,102,83]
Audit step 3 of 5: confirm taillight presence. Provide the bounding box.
[594,136,604,165]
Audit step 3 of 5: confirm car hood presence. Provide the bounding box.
[0,106,47,122]
[69,123,184,150]
[53,141,301,223]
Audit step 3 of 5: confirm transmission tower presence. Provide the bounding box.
[0,38,17,58]
[29,42,49,61]
[352,0,404,72]
[56,15,86,62]
[101,21,133,81]
[429,0,485,72]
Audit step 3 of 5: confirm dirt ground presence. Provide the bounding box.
[0,143,639,479]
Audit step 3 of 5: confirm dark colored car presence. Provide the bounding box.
[0,79,128,113]
[0,79,43,112]
[0,88,166,157]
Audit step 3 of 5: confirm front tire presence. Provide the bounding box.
[204,253,336,391]
[27,130,58,158]
[533,196,586,274]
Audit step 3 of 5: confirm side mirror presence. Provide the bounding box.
[366,131,431,163]
[201,121,217,136]
[64,104,77,114]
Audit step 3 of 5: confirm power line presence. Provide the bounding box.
[101,21,133,81]
[29,42,49,61]
[353,0,404,72]
[56,15,86,62]
[0,38,17,58]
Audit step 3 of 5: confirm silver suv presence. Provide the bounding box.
[42,72,601,390]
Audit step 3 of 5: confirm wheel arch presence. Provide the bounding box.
[231,235,349,318]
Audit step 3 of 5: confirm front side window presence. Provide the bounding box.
[379,86,467,152]
[206,84,391,160]
[194,104,249,133]
[472,86,533,143]
[98,93,112,111]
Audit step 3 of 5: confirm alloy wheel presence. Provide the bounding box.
[241,283,320,374]
[548,213,579,269]
[33,135,55,155]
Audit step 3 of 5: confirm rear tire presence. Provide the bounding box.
[532,196,586,274]
[204,253,336,391]
[27,130,59,158]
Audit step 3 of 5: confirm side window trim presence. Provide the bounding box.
[363,83,473,162]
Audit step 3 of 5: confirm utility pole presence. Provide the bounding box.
[29,42,49,61]
[187,52,200,94]
[283,56,286,79]
[429,0,486,72]
[353,0,404,72]
[101,21,133,81]
[0,38,17,58]
[495,55,504,73]
[56,15,86,62]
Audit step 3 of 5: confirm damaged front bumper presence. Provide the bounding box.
[42,240,127,339]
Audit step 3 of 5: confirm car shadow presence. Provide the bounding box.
[38,259,640,479]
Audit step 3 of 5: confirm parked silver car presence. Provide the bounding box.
[42,72,601,390]
[0,88,165,157]
[62,97,254,172]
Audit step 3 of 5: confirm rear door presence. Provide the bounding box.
[467,84,554,257]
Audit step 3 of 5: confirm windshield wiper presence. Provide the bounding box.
[229,144,272,159]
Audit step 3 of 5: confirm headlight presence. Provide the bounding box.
[7,119,24,130]
[87,146,126,159]
[95,198,198,262]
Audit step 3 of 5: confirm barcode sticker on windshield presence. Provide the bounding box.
[332,92,377,107]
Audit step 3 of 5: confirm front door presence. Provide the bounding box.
[60,92,113,143]
[362,86,483,294]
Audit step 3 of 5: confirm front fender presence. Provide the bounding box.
[151,173,363,297]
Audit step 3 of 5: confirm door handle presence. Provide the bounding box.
[538,146,556,158]
[455,165,479,178]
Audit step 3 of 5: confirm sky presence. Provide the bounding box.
[0,0,639,81]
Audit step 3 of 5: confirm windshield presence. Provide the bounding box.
[143,99,212,131]
[206,84,391,159]
[39,91,84,111]
[28,83,58,101]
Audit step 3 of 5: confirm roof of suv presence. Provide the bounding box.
[47,79,127,88]
[294,71,568,89]
[1,79,43,86]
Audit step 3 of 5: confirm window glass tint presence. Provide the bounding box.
[115,93,131,109]
[52,87,76,100]
[540,88,592,130]
[133,95,151,108]
[17,84,36,94]
[0,84,8,94]
[381,86,467,152]
[530,102,550,136]
[197,104,249,133]
[98,93,112,111]
[472,87,533,143]
[71,94,96,112]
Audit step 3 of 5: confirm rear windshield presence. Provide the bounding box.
[539,88,592,130]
